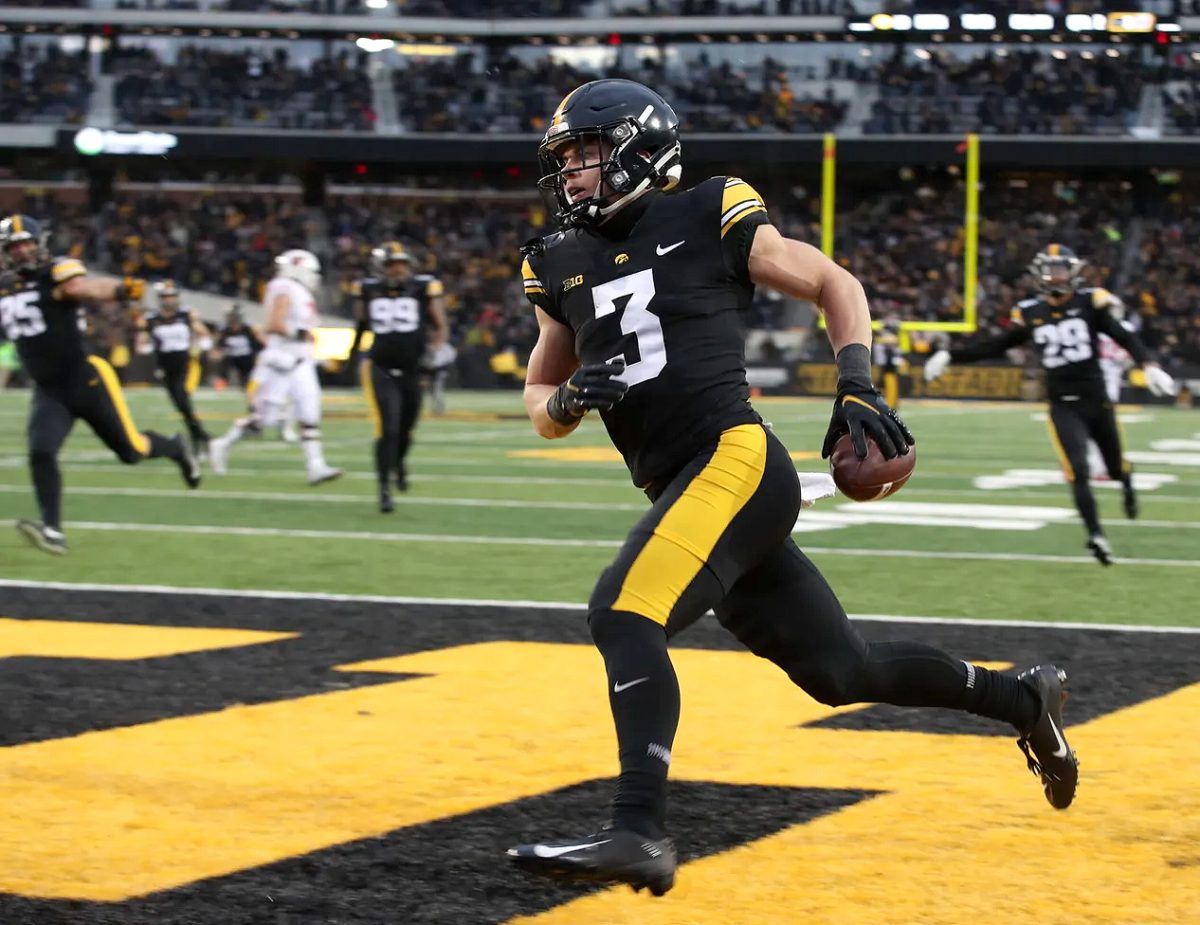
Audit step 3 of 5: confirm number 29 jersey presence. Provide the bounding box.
[0,256,89,387]
[1010,288,1148,401]
[521,176,769,488]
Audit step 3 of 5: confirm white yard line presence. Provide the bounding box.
[0,577,1197,634]
[23,520,1200,567]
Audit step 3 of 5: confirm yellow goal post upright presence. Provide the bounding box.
[817,132,980,349]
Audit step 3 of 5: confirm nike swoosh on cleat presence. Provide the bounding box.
[614,677,649,693]
[656,240,685,256]
[531,840,611,858]
[1048,717,1069,759]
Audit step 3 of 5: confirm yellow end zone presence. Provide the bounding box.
[0,618,295,660]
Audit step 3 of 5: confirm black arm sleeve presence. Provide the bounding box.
[1095,310,1151,365]
[349,314,368,357]
[949,324,1031,363]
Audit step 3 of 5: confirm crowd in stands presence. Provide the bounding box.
[394,52,847,133]
[0,46,91,125]
[8,171,1197,374]
[111,45,374,130]
[864,48,1144,136]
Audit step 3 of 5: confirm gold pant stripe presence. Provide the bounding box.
[361,358,383,439]
[185,357,201,394]
[613,424,767,626]
[1045,411,1073,482]
[883,370,900,410]
[1113,405,1132,475]
[88,356,150,456]
[246,377,259,400]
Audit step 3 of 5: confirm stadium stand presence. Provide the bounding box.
[0,46,92,125]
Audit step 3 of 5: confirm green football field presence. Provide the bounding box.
[1,386,1197,627]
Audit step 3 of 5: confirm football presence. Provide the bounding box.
[829,432,916,502]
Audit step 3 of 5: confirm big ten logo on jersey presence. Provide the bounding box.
[0,288,46,339]
[1032,316,1093,369]
[3,597,1198,923]
[369,296,420,335]
[562,274,584,292]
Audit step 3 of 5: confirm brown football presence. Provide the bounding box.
[829,432,916,502]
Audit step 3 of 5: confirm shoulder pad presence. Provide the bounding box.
[49,257,87,284]
[1090,287,1117,308]
[520,236,546,259]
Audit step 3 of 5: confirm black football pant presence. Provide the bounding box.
[362,359,422,492]
[27,357,183,530]
[1047,397,1130,537]
[586,423,1036,837]
[223,355,256,390]
[160,355,209,447]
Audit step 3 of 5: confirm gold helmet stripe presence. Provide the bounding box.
[11,215,22,235]
[551,86,580,126]
[1047,243,1060,256]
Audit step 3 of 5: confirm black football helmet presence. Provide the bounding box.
[371,240,414,275]
[154,279,181,312]
[1030,244,1085,297]
[0,214,49,270]
[536,79,683,229]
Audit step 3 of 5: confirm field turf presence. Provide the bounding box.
[1,387,1198,923]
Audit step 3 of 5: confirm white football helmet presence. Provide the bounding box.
[274,249,322,292]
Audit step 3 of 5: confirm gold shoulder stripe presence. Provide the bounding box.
[720,203,767,239]
[1091,288,1113,308]
[521,257,542,284]
[426,279,445,298]
[1011,308,1024,326]
[51,259,87,283]
[721,179,764,216]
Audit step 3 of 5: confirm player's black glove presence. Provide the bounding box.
[821,343,914,460]
[546,359,628,425]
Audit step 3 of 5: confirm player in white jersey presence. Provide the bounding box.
[208,249,342,484]
[1088,317,1135,480]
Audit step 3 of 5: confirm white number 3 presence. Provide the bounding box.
[591,269,666,387]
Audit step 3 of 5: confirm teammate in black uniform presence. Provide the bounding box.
[0,215,199,555]
[216,306,262,389]
[350,241,447,512]
[505,81,1079,895]
[924,245,1175,565]
[874,315,905,409]
[143,280,210,450]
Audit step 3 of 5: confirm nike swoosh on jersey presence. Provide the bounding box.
[656,240,685,256]
[531,840,612,858]
[614,677,650,693]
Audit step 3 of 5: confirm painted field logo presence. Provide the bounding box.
[1,592,1198,924]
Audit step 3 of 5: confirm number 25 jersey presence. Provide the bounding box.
[522,177,769,487]
[0,256,88,387]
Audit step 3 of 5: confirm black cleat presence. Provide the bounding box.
[379,491,394,514]
[396,467,409,493]
[1123,483,1138,520]
[1087,534,1113,566]
[507,826,677,896]
[16,519,67,556]
[1016,665,1079,810]
[175,434,202,488]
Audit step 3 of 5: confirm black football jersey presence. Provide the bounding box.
[359,274,443,370]
[218,325,261,359]
[522,176,771,487]
[952,287,1149,401]
[0,256,89,386]
[145,310,194,359]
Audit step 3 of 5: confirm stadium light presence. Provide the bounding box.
[1065,14,1106,32]
[960,14,997,30]
[1008,14,1054,31]
[355,37,394,52]
[1051,48,1068,59]
[913,14,949,31]
[913,48,932,60]
[366,0,388,7]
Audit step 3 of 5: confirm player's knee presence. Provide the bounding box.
[114,445,143,465]
[29,448,56,469]
[785,655,866,707]
[300,424,320,440]
[588,606,666,651]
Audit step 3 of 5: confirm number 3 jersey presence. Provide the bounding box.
[951,287,1150,402]
[0,256,88,387]
[521,176,769,487]
[357,274,443,371]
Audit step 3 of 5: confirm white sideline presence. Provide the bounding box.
[1,578,1198,634]
[28,520,1200,567]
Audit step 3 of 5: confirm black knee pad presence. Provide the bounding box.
[115,447,142,465]
[588,607,664,651]
[300,425,320,441]
[29,449,56,468]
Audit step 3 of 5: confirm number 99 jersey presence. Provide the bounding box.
[358,274,443,372]
[1013,287,1146,401]
[522,176,769,488]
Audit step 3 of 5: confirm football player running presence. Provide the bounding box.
[143,279,211,453]
[506,80,1079,896]
[350,241,448,512]
[208,249,341,485]
[0,215,199,555]
[925,245,1174,564]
